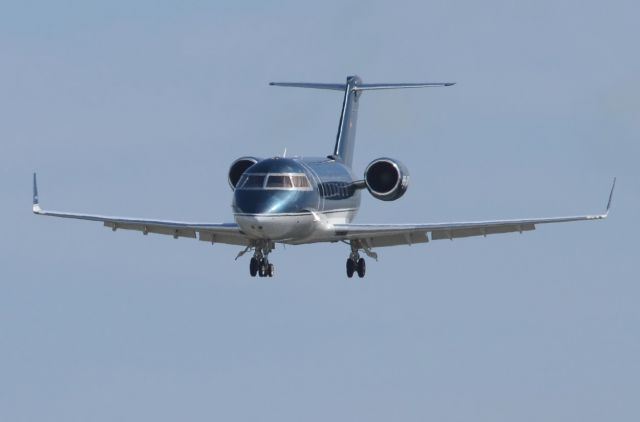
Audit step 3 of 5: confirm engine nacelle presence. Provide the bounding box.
[228,156,260,190]
[364,158,409,201]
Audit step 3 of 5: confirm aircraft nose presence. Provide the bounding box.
[233,189,300,215]
[232,189,316,240]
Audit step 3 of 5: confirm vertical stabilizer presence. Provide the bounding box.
[332,75,362,167]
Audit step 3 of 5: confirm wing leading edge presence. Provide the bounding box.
[331,179,616,248]
[32,173,249,246]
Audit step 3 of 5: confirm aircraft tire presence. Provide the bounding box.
[346,258,355,278]
[250,258,259,277]
[357,258,366,278]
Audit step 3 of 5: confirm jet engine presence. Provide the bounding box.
[228,157,260,190]
[364,158,409,201]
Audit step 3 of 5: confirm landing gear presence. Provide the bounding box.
[357,257,366,278]
[346,258,355,278]
[345,240,376,278]
[255,257,274,277]
[250,257,259,277]
[346,257,366,278]
[243,241,276,278]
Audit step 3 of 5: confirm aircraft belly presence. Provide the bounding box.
[284,209,358,245]
[234,208,357,242]
[234,213,316,240]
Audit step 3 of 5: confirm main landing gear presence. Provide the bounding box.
[237,240,275,278]
[346,256,365,278]
[237,240,376,279]
[345,240,377,278]
[250,256,274,277]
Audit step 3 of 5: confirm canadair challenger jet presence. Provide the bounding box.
[32,76,615,278]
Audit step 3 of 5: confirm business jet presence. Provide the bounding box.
[32,75,615,278]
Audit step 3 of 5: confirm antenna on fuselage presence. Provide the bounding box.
[283,148,287,158]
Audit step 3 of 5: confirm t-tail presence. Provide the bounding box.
[270,75,455,167]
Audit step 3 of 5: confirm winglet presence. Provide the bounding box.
[32,172,42,213]
[605,177,616,216]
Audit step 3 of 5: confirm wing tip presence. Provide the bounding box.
[32,172,42,214]
[605,177,616,216]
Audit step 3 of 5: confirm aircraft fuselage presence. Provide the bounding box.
[232,157,360,242]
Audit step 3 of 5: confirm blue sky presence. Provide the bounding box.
[1,1,638,421]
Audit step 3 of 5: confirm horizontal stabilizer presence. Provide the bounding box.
[269,82,346,91]
[269,81,455,92]
[353,82,455,91]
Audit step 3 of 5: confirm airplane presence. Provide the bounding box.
[32,75,615,278]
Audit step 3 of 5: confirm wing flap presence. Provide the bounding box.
[368,231,429,247]
[198,231,250,246]
[103,221,198,239]
[430,223,535,240]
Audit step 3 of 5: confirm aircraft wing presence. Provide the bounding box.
[331,179,615,248]
[32,174,249,246]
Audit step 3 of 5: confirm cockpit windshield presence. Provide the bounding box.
[241,174,265,189]
[237,173,311,190]
[291,175,311,188]
[266,175,293,188]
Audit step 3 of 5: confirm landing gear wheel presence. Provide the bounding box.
[346,258,355,278]
[250,257,259,277]
[267,263,274,277]
[258,259,267,277]
[356,258,366,278]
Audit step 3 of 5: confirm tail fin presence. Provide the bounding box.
[270,75,454,167]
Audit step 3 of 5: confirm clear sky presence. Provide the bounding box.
[1,1,638,421]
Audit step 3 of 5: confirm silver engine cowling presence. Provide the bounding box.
[364,158,409,201]
[228,157,260,190]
